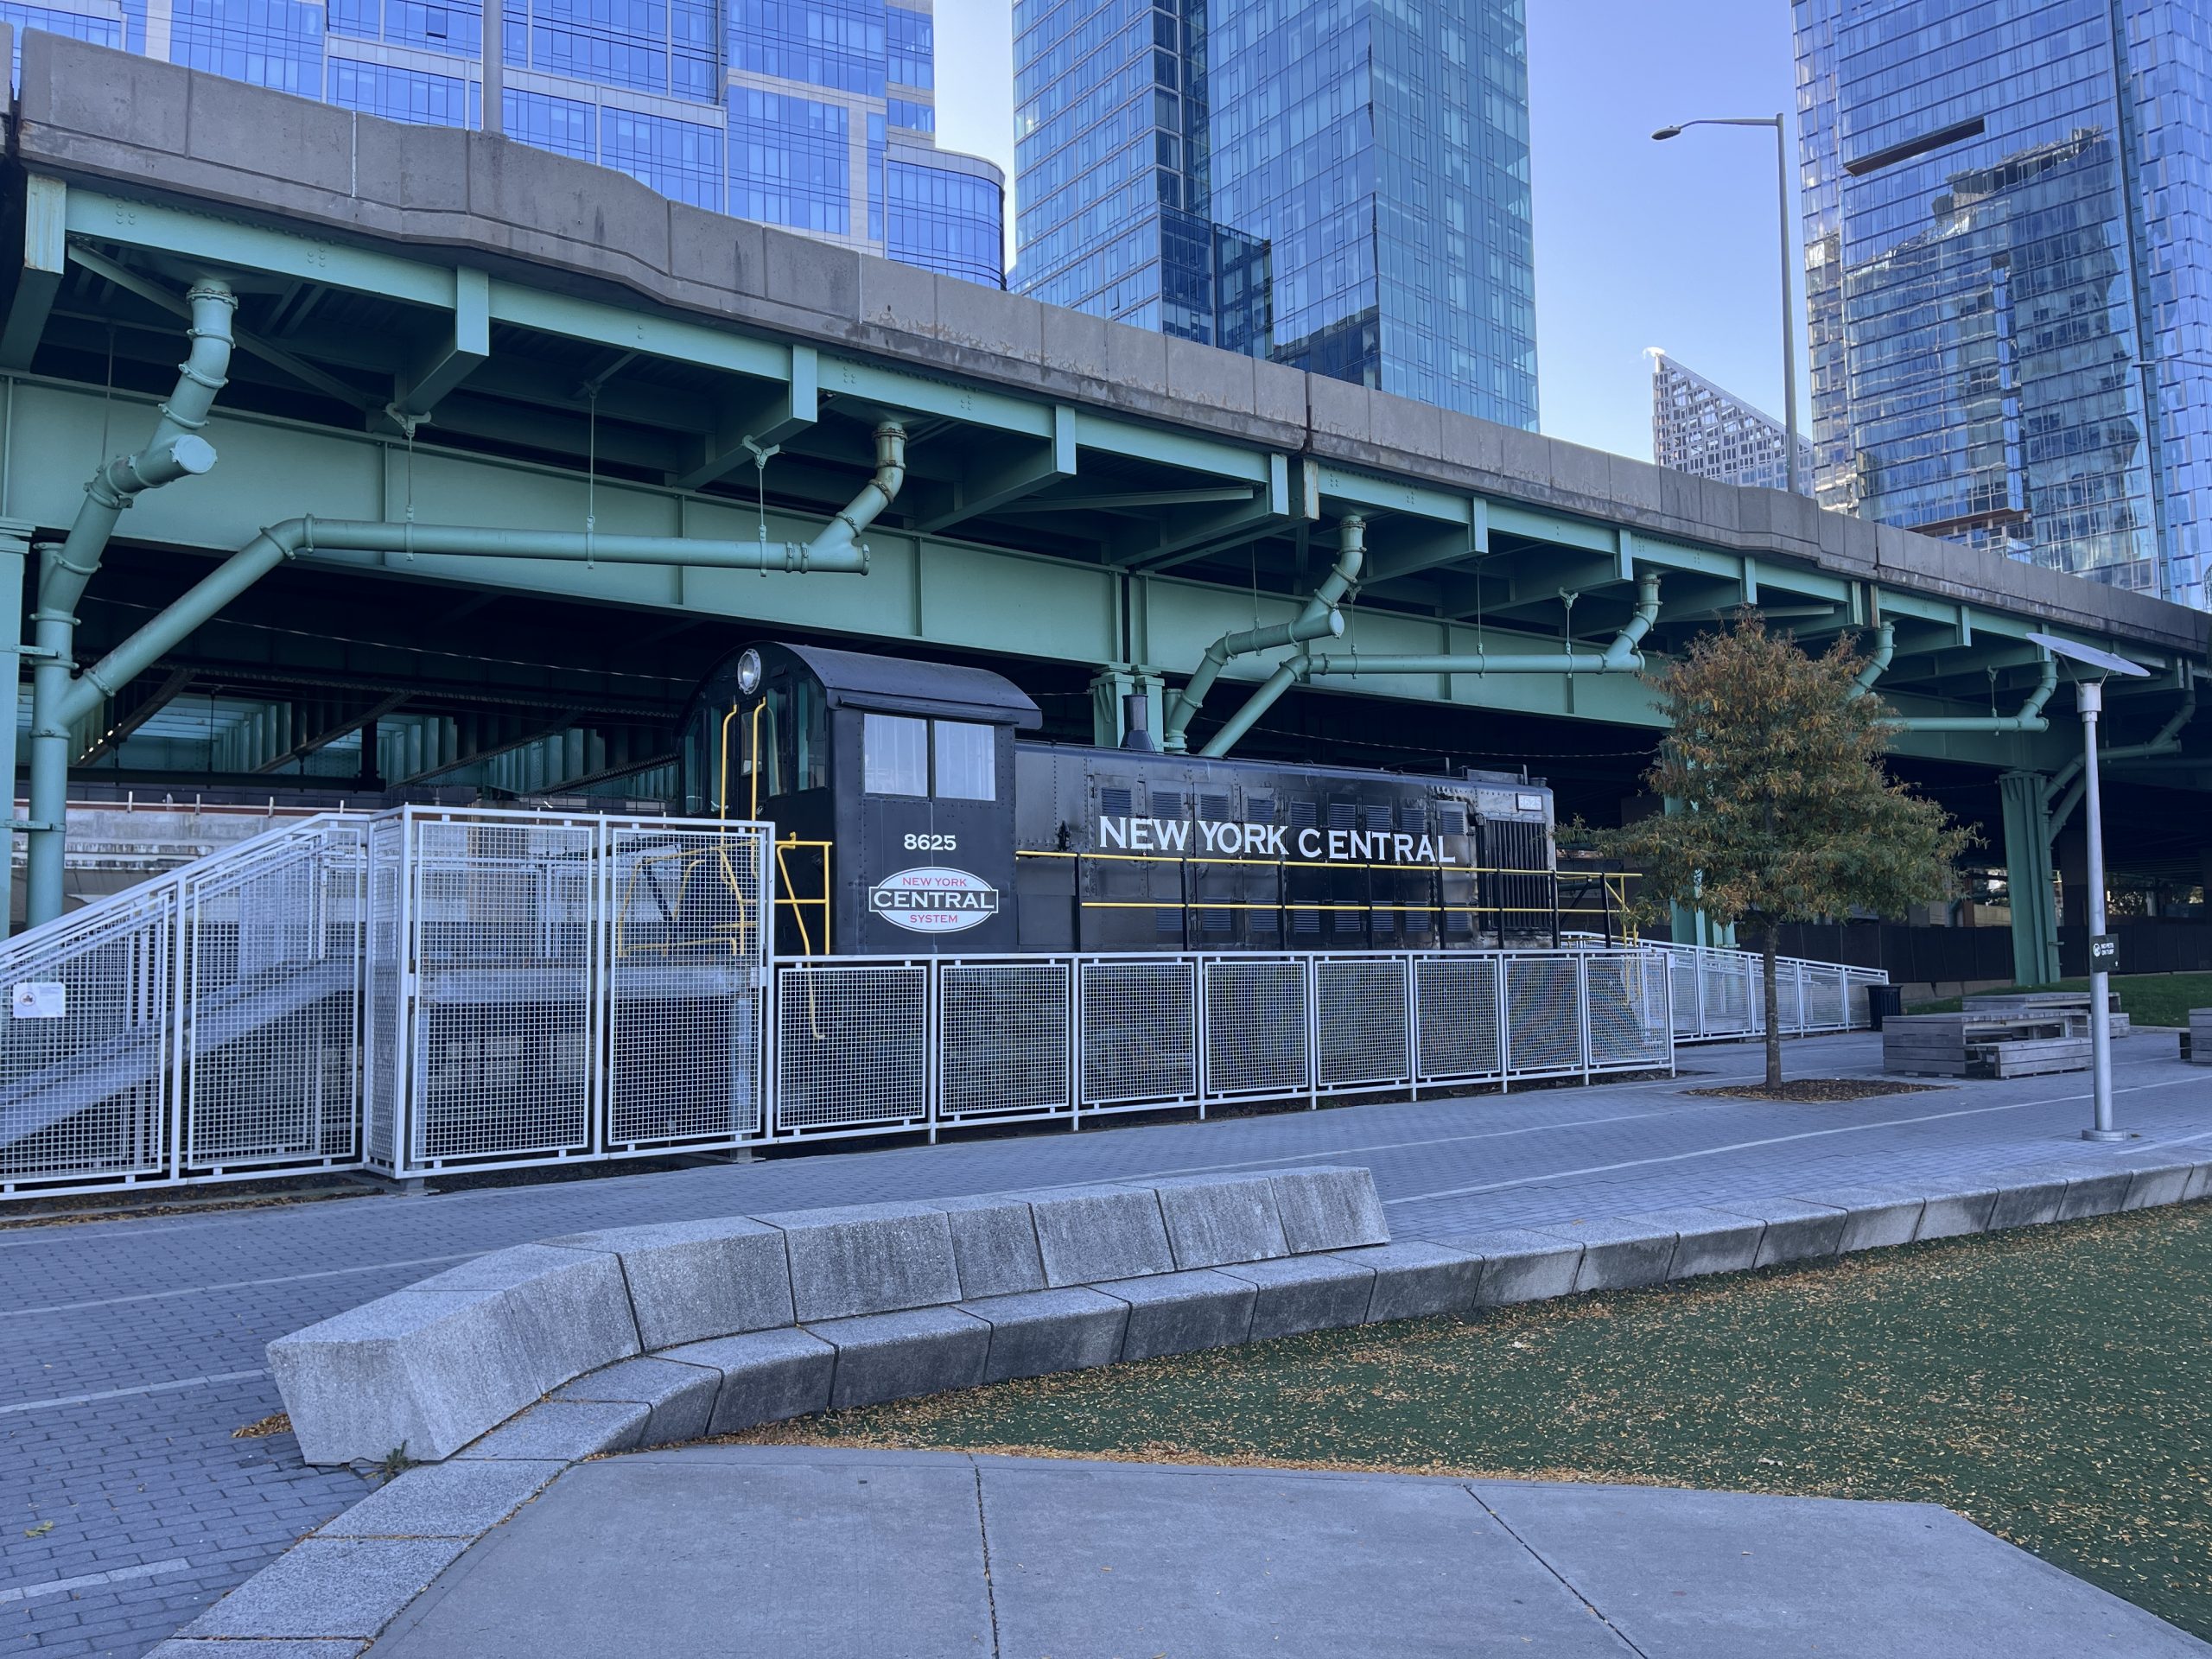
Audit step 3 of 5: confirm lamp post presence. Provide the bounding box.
[1652,114,1803,497]
[2027,632,2148,1141]
[2075,679,2121,1140]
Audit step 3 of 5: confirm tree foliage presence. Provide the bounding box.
[1589,612,1976,1087]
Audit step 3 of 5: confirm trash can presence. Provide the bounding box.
[1867,984,1904,1031]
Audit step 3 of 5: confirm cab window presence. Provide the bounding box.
[932,721,995,801]
[863,713,930,796]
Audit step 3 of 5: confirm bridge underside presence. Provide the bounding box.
[3,32,2209,975]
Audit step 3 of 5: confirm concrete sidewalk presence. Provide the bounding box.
[9,1028,2211,1656]
[327,1446,2205,1658]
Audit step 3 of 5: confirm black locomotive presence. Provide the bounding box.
[678,641,1591,957]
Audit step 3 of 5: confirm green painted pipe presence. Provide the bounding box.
[1169,516,1365,755]
[2048,683,2194,836]
[1847,621,1895,696]
[1897,652,2056,733]
[63,472,898,729]
[28,277,236,926]
[1304,572,1664,680]
[29,421,903,930]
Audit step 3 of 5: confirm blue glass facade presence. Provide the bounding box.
[1797,0,2211,607]
[1013,0,1535,425]
[10,0,1002,288]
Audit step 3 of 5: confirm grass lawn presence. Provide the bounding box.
[741,1204,2212,1641]
[1910,969,2212,1028]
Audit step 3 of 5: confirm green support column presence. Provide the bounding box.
[1088,664,1163,748]
[0,520,28,937]
[1999,770,2060,987]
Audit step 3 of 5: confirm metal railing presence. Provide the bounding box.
[1623,938,1887,1041]
[0,808,1875,1199]
[770,945,1675,1143]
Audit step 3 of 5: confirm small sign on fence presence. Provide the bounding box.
[10,982,67,1020]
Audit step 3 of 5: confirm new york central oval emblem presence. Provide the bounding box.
[868,866,1000,933]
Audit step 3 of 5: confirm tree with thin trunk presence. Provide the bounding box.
[1588,612,1975,1091]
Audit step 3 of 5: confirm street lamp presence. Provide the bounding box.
[1652,115,1803,497]
[2029,632,2149,1141]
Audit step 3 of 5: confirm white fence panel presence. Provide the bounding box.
[1413,955,1504,1084]
[1316,954,1412,1091]
[774,957,931,1139]
[1079,957,1199,1114]
[939,957,1072,1125]
[1202,955,1310,1103]
[606,826,771,1152]
[1504,955,1586,1077]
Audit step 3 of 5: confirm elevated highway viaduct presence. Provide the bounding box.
[2,30,2205,982]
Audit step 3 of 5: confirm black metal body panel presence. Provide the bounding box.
[679,642,1559,957]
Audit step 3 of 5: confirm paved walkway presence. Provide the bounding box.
[357,1446,2205,1657]
[6,1028,2210,1655]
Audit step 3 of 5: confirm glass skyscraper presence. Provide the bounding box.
[1649,351,1814,494]
[1014,0,1537,427]
[7,0,1005,289]
[1796,0,2211,608]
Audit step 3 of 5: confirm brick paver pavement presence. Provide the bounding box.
[4,1028,2209,1655]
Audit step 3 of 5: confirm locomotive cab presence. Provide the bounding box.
[681,642,1039,955]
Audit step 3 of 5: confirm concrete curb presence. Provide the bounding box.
[180,1143,2212,1651]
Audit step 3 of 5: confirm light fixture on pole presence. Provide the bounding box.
[2027,632,2148,1141]
[1652,115,1803,497]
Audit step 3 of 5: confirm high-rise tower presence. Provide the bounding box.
[11,0,1005,286]
[1014,0,1537,427]
[1796,0,2210,607]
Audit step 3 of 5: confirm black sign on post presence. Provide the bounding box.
[2088,934,2120,970]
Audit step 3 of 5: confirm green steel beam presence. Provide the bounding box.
[1488,500,1616,554]
[68,243,380,414]
[1116,454,1300,570]
[1069,410,1271,482]
[65,188,453,307]
[912,404,1076,533]
[394,268,490,421]
[1363,505,1487,585]
[73,665,192,765]
[1,175,66,371]
[673,345,818,491]
[1311,464,1473,527]
[823,353,1047,437]
[487,281,786,381]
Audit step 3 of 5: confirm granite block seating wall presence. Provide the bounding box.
[270,1168,1395,1465]
[267,1148,2212,1474]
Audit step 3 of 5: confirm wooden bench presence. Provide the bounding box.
[2189,1009,2211,1065]
[1883,1012,2093,1079]
[1961,993,2130,1041]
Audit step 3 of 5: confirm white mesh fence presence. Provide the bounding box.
[1615,940,1890,1041]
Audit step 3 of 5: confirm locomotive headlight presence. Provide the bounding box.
[734,649,763,697]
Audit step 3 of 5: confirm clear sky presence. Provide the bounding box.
[931,0,1808,463]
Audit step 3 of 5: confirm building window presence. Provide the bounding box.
[862,713,929,797]
[932,721,995,801]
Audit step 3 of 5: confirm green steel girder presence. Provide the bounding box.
[1114,453,1302,570]
[673,346,818,491]
[61,186,454,307]
[16,175,2202,794]
[0,175,65,371]
[393,267,489,422]
[912,404,1076,533]
[73,665,192,764]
